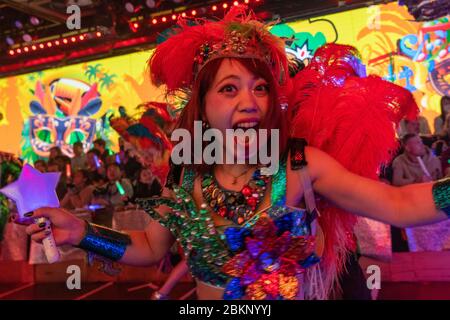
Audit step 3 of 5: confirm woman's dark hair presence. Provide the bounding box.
[440,96,450,122]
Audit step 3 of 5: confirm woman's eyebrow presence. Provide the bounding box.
[214,75,239,88]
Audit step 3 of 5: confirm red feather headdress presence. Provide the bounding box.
[149,6,288,95]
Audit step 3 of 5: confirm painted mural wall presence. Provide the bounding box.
[0,2,448,162]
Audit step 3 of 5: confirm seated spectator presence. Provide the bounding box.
[392,133,443,186]
[432,139,448,157]
[54,155,71,172]
[434,96,450,135]
[60,170,94,210]
[86,149,105,179]
[398,116,431,138]
[34,159,47,173]
[91,163,133,208]
[93,138,111,163]
[132,167,162,201]
[71,141,87,172]
[105,154,119,166]
[47,160,68,199]
[48,146,63,161]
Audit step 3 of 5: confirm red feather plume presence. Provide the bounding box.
[290,44,418,296]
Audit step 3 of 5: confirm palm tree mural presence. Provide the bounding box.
[85,63,102,81]
[99,73,117,90]
[27,70,44,83]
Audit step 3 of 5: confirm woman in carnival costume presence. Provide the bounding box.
[24,7,449,300]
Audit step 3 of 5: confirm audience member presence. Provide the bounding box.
[33,159,47,173]
[46,159,68,199]
[392,133,442,186]
[132,167,162,201]
[60,170,94,209]
[434,96,450,136]
[91,163,133,208]
[93,138,111,162]
[398,116,431,138]
[86,149,105,179]
[48,146,63,161]
[71,141,87,172]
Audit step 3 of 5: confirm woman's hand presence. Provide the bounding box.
[24,207,86,246]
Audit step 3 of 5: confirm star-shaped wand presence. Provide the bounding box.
[0,164,61,263]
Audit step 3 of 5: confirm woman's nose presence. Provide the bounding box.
[237,89,258,113]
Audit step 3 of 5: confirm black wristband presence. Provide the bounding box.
[432,178,450,217]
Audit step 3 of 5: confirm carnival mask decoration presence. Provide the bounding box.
[28,78,102,158]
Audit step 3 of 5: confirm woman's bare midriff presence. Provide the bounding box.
[196,279,226,300]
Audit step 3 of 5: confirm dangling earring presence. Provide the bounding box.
[278,95,288,111]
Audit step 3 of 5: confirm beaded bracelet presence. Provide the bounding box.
[432,178,450,217]
[77,221,131,261]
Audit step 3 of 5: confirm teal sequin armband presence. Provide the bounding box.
[77,222,131,261]
[432,178,450,217]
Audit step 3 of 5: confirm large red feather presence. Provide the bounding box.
[290,44,418,296]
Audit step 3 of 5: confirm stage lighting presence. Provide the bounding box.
[14,20,23,29]
[30,16,40,26]
[6,36,14,46]
[125,2,135,13]
[146,0,156,8]
[23,34,32,42]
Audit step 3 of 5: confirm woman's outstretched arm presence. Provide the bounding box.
[288,146,448,228]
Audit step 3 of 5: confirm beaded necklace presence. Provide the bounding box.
[201,168,269,225]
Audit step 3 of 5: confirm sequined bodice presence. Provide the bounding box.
[137,162,319,299]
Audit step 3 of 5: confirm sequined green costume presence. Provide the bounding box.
[136,161,318,299]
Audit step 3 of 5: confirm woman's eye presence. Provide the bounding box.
[219,84,237,94]
[254,83,269,94]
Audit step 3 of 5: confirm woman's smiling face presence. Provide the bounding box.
[203,58,270,135]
